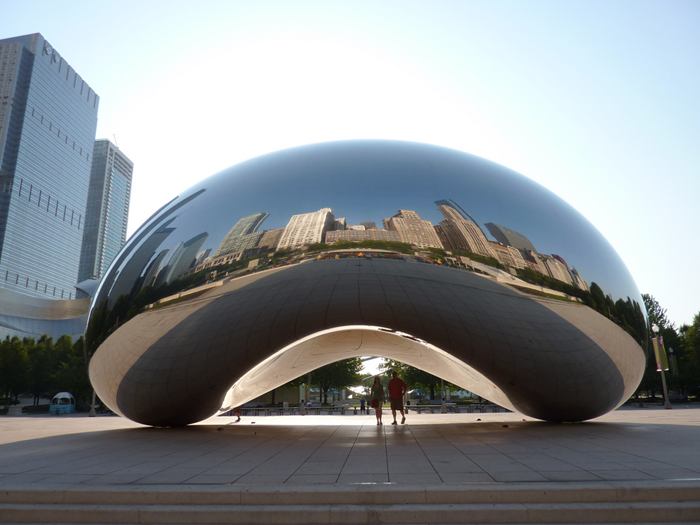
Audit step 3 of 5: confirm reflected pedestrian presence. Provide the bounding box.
[370,376,385,425]
[233,406,241,422]
[360,397,366,414]
[388,370,407,425]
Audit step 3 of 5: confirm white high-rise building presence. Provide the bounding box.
[435,200,496,259]
[277,208,334,250]
[384,209,443,249]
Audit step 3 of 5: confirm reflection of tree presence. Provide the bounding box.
[307,240,414,254]
[85,269,213,357]
[515,269,646,345]
[449,248,504,270]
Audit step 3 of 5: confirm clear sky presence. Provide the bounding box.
[2,0,698,327]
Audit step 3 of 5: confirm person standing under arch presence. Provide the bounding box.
[370,376,385,425]
[388,370,407,425]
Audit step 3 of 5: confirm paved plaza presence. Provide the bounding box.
[1,407,699,488]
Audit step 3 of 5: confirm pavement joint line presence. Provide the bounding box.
[408,421,457,483]
[179,428,279,485]
[227,426,317,485]
[282,424,344,484]
[333,422,361,484]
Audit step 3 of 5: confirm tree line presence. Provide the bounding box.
[1,294,699,411]
[637,294,700,399]
[0,335,91,408]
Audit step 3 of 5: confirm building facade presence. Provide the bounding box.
[78,140,133,282]
[325,228,400,244]
[435,200,497,259]
[277,208,334,250]
[215,212,268,256]
[0,34,98,300]
[384,209,443,249]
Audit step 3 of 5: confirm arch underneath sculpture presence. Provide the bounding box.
[219,325,513,414]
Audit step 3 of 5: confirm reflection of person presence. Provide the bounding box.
[370,376,385,425]
[388,370,407,425]
[233,406,241,422]
[360,398,366,414]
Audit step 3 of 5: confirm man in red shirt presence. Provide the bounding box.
[388,370,408,425]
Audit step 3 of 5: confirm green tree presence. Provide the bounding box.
[383,360,445,400]
[637,294,684,399]
[27,335,55,406]
[0,337,29,402]
[314,358,363,405]
[680,313,700,396]
[52,336,91,408]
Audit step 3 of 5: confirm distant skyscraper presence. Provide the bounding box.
[216,212,268,256]
[384,209,443,249]
[0,34,98,299]
[78,140,133,282]
[277,208,334,250]
[485,223,536,252]
[435,200,496,258]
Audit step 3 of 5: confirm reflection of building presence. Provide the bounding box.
[541,254,574,286]
[258,228,284,251]
[158,232,208,285]
[384,210,442,249]
[435,200,496,258]
[87,140,647,427]
[79,140,133,281]
[488,241,527,269]
[277,208,334,250]
[216,212,268,256]
[570,267,589,291]
[107,220,176,304]
[485,223,536,252]
[0,34,99,300]
[326,229,400,243]
[523,250,549,275]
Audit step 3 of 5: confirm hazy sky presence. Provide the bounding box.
[3,0,698,326]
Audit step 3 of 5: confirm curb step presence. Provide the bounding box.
[0,483,699,524]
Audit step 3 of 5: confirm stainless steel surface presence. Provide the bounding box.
[87,140,647,426]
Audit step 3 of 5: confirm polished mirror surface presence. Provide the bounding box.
[87,141,647,426]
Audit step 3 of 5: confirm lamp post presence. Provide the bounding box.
[651,324,672,409]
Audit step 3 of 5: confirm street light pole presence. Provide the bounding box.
[651,324,672,410]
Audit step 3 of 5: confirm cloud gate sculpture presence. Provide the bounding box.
[87,141,647,426]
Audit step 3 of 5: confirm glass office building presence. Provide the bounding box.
[79,140,133,282]
[0,33,98,300]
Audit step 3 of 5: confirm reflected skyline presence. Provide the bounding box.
[87,141,647,425]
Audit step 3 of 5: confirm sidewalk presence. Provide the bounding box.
[0,408,698,487]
